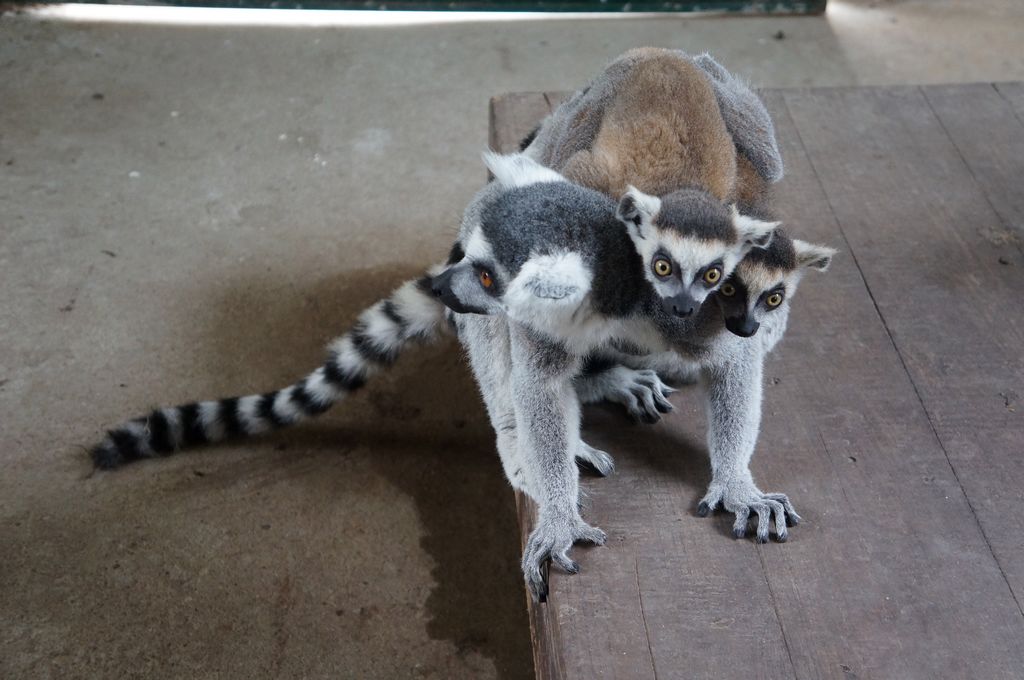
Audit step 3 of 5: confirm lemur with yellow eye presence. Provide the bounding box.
[517,48,836,545]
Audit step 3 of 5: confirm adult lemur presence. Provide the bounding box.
[516,48,835,548]
[431,50,833,597]
[433,152,832,598]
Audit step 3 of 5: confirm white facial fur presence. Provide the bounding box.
[462,224,495,263]
[720,238,837,329]
[618,186,776,307]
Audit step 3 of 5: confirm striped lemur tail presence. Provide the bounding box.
[91,274,446,470]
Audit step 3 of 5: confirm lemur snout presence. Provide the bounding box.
[662,292,698,318]
[430,267,488,315]
[429,268,454,298]
[726,315,761,338]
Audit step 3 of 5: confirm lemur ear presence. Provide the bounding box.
[505,252,591,311]
[731,205,779,248]
[617,186,662,238]
[793,240,837,271]
[482,151,566,189]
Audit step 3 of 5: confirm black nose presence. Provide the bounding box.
[662,293,697,318]
[725,315,760,338]
[430,268,455,298]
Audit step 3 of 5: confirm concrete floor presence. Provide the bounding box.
[2,1,1023,678]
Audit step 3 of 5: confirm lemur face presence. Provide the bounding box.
[430,228,509,316]
[716,231,836,337]
[430,152,602,327]
[617,186,777,319]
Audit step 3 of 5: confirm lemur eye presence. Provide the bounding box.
[653,258,672,277]
[479,270,494,289]
[720,283,736,297]
[703,267,722,286]
[766,292,784,307]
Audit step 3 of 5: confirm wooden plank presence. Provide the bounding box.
[489,93,554,154]
[775,85,1024,676]
[995,82,1024,122]
[923,83,1024,241]
[493,85,1024,679]
[492,94,796,680]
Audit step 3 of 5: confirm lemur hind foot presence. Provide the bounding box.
[697,476,801,543]
[576,441,615,477]
[578,365,676,424]
[522,509,607,602]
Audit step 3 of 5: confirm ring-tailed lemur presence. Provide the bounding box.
[586,220,834,538]
[431,152,780,599]
[90,49,825,603]
[89,266,644,477]
[400,48,824,598]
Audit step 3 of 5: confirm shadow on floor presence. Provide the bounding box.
[197,265,535,678]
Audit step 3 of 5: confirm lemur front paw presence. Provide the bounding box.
[605,367,675,424]
[575,441,615,477]
[522,510,607,603]
[698,477,801,543]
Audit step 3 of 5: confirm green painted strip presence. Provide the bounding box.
[34,0,827,13]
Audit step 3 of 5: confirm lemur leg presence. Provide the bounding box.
[509,322,606,602]
[458,314,535,498]
[458,315,609,492]
[575,359,675,425]
[697,345,800,543]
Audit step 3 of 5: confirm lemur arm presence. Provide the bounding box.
[458,313,616,489]
[508,322,607,602]
[457,313,534,496]
[699,341,800,542]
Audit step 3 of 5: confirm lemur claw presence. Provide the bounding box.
[605,367,676,424]
[522,512,606,603]
[576,442,615,477]
[699,480,799,543]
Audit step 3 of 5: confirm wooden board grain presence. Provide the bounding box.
[779,83,1024,627]
[490,84,1024,680]
[923,83,1024,241]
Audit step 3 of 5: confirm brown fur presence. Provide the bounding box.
[734,152,773,213]
[559,52,737,201]
[556,49,769,212]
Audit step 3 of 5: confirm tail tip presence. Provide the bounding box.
[91,439,125,470]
